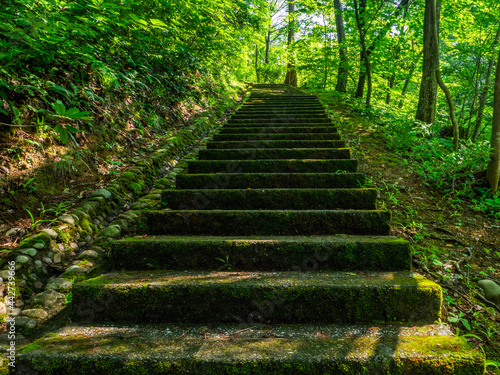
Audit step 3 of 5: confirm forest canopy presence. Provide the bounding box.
[1,0,500,201]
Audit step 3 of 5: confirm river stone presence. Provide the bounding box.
[63,266,88,276]
[92,189,112,199]
[32,290,65,308]
[78,250,100,260]
[33,242,45,250]
[41,228,58,240]
[20,248,37,257]
[0,302,6,315]
[53,254,62,264]
[58,214,75,226]
[15,317,32,328]
[34,260,43,270]
[15,255,30,264]
[100,224,121,238]
[22,308,48,320]
[46,278,73,293]
[478,280,500,303]
[42,257,53,265]
[5,228,21,237]
[0,271,10,280]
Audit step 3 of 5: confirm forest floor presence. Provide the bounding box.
[0,88,499,371]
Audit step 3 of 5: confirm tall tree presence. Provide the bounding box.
[472,25,500,142]
[486,46,500,192]
[353,0,372,107]
[415,0,439,124]
[334,0,348,93]
[284,0,298,86]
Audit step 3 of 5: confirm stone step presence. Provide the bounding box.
[231,111,327,118]
[227,117,331,124]
[237,106,325,112]
[70,271,440,324]
[142,209,391,235]
[161,188,377,210]
[110,235,410,271]
[212,133,342,141]
[223,121,334,128]
[197,148,351,160]
[187,159,358,173]
[175,172,366,189]
[218,126,338,134]
[19,323,483,375]
[206,140,346,149]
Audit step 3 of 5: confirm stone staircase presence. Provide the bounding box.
[16,84,484,374]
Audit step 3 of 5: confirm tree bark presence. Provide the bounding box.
[255,45,260,83]
[472,26,500,142]
[386,73,396,105]
[334,0,348,93]
[354,0,372,107]
[415,0,439,124]
[284,1,297,87]
[436,70,459,150]
[486,47,500,192]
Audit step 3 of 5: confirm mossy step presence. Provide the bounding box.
[223,122,334,128]
[175,172,366,189]
[227,117,331,124]
[110,235,410,271]
[197,148,351,161]
[206,140,346,149]
[213,133,342,141]
[161,188,376,210]
[71,271,440,324]
[218,126,338,134]
[142,209,390,235]
[187,159,358,174]
[231,112,327,119]
[238,106,325,112]
[19,323,483,375]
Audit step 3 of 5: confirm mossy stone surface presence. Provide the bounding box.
[142,209,391,236]
[197,148,352,160]
[187,159,358,174]
[206,140,346,149]
[175,172,366,189]
[110,235,410,271]
[161,188,377,210]
[72,270,441,324]
[16,324,484,375]
[218,126,338,134]
[213,133,341,141]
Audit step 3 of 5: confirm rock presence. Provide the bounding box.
[15,255,30,264]
[53,254,62,264]
[100,225,121,238]
[42,257,53,265]
[34,281,44,289]
[58,214,75,226]
[69,242,79,250]
[46,278,72,293]
[0,270,11,280]
[92,189,112,199]
[15,316,32,328]
[34,260,43,270]
[79,250,100,260]
[478,280,500,303]
[63,266,88,276]
[33,242,45,250]
[32,290,65,309]
[21,308,48,320]
[5,228,21,237]
[70,214,80,225]
[20,248,37,257]
[41,228,58,240]
[15,299,24,308]
[0,302,6,315]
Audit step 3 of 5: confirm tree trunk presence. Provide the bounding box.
[399,49,422,108]
[334,0,348,93]
[486,47,500,192]
[436,70,459,150]
[472,26,500,142]
[386,73,396,105]
[264,30,271,83]
[415,0,439,124]
[284,1,297,87]
[255,45,260,83]
[354,0,371,107]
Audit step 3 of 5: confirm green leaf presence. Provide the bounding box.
[54,124,69,143]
